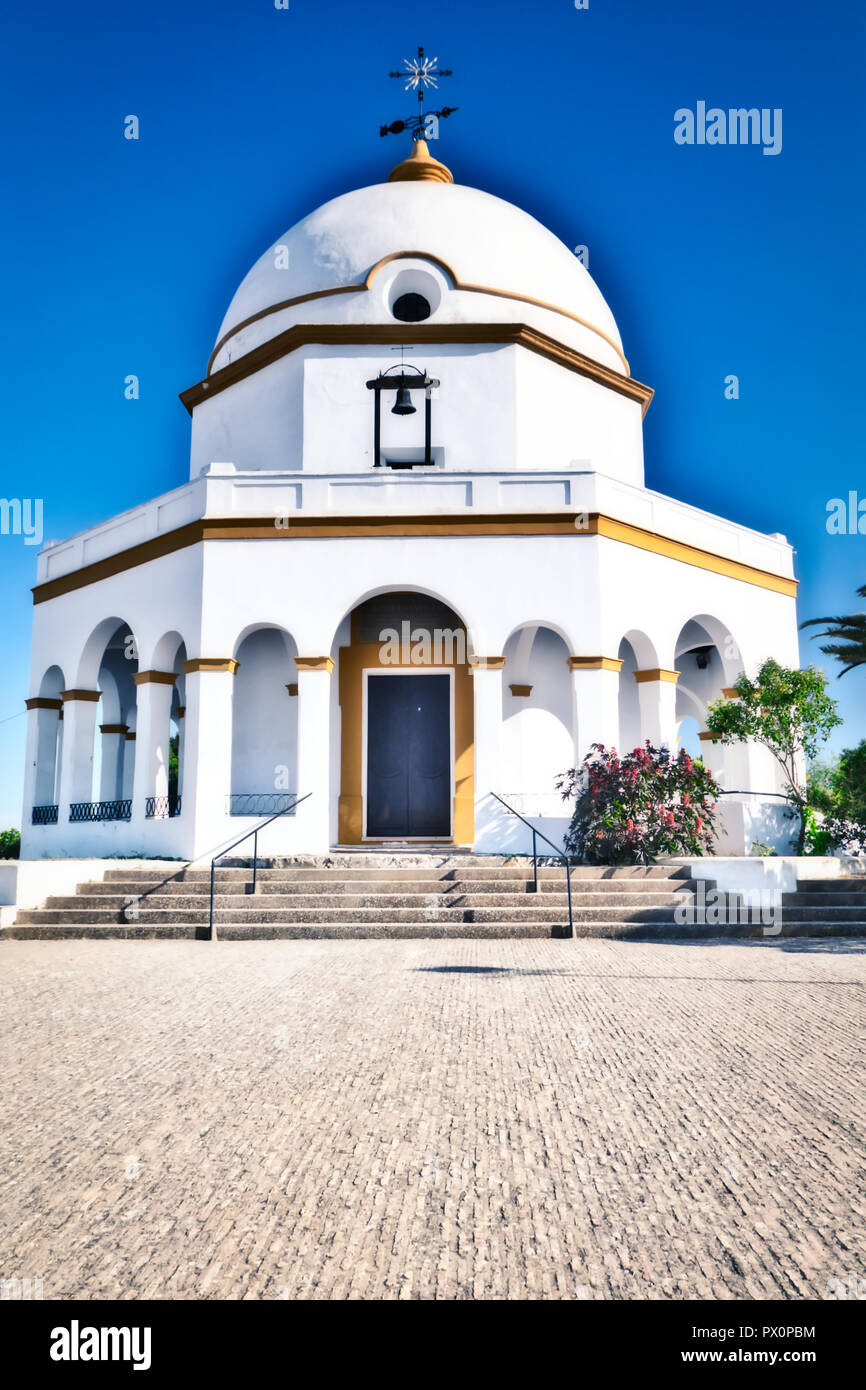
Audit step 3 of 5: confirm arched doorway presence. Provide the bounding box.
[337,591,473,843]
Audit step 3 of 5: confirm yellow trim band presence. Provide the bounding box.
[207,249,630,377]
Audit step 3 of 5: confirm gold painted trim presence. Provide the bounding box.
[698,731,720,742]
[567,656,623,672]
[191,322,646,418]
[25,697,62,711]
[133,669,178,686]
[634,668,680,684]
[206,251,630,377]
[722,687,739,698]
[286,683,299,697]
[295,656,335,673]
[509,684,533,697]
[176,705,186,718]
[125,731,136,741]
[594,515,797,597]
[182,658,239,675]
[469,656,506,670]
[99,723,129,734]
[32,512,798,605]
[61,688,101,702]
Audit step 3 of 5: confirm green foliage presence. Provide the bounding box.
[800,584,866,677]
[706,660,842,854]
[0,828,21,860]
[808,741,866,825]
[556,742,720,866]
[168,734,179,800]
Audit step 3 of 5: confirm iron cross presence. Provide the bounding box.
[381,46,457,140]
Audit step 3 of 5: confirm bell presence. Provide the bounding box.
[391,386,416,416]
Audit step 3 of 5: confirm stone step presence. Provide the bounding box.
[13,904,689,925]
[85,876,695,897]
[784,892,866,907]
[99,864,690,883]
[793,878,866,893]
[7,920,866,941]
[779,906,866,923]
[45,889,693,912]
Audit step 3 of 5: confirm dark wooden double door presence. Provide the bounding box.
[366,674,451,838]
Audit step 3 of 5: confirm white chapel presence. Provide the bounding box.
[21,138,800,861]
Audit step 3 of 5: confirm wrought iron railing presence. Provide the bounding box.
[69,799,132,823]
[31,804,58,825]
[145,794,182,818]
[209,793,311,939]
[228,792,299,817]
[490,791,574,938]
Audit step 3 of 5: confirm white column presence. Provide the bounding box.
[121,734,136,799]
[635,669,680,751]
[131,673,176,816]
[54,713,64,804]
[22,699,63,817]
[469,659,505,853]
[470,660,504,799]
[569,658,621,762]
[99,725,128,801]
[698,731,725,777]
[181,659,237,855]
[58,690,101,813]
[294,658,333,852]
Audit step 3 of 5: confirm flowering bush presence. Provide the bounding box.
[556,742,721,865]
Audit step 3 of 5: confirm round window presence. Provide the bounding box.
[392,292,432,323]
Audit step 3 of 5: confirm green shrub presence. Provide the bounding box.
[0,829,21,860]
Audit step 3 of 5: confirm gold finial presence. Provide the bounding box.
[388,138,453,184]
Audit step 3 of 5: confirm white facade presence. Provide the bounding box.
[21,145,799,860]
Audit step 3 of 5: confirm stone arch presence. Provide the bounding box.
[75,617,138,690]
[230,625,299,815]
[38,665,65,699]
[149,629,187,673]
[66,621,138,806]
[675,614,744,692]
[674,614,747,790]
[500,623,573,807]
[327,582,475,659]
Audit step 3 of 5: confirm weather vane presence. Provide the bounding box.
[380,45,458,141]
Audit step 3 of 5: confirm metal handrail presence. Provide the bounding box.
[717,789,791,799]
[208,793,311,939]
[490,792,574,938]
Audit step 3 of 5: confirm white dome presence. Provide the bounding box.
[209,178,628,377]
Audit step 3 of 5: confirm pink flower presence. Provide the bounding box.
[683,792,690,807]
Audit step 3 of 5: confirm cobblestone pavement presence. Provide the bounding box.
[1,938,864,1301]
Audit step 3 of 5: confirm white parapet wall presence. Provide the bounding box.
[0,859,185,928]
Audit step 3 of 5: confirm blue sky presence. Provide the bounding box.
[1,0,864,826]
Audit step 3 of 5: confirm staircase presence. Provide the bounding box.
[779,874,866,935]
[7,856,866,940]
